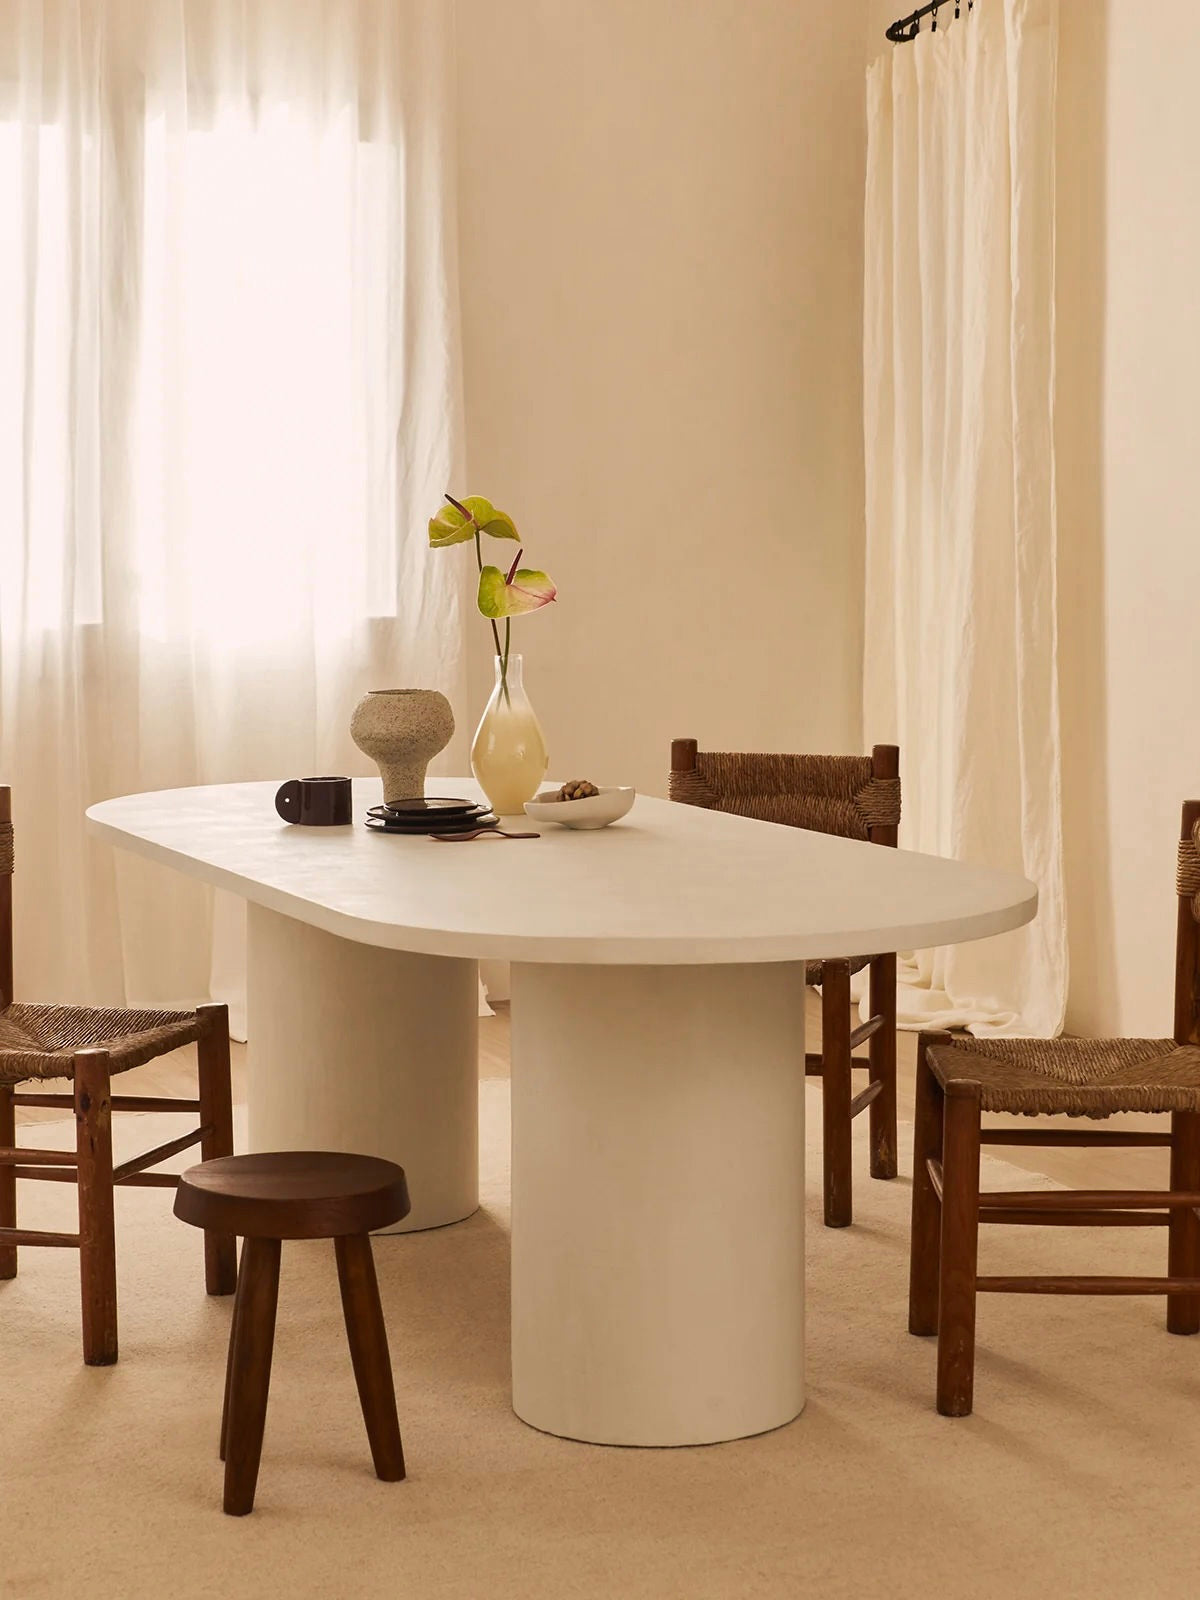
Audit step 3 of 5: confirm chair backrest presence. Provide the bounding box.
[1176,800,1200,1046]
[669,740,900,847]
[0,786,11,1008]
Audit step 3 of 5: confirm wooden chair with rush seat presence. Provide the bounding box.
[670,739,902,1227]
[0,785,237,1364]
[910,799,1200,1416]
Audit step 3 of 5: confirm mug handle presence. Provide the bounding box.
[275,780,302,823]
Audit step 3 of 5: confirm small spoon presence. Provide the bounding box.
[431,827,541,842]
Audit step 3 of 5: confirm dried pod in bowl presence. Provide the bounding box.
[558,779,600,802]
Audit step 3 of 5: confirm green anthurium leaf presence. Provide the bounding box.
[428,502,477,547]
[460,495,497,524]
[478,509,520,542]
[428,494,520,547]
[477,565,557,618]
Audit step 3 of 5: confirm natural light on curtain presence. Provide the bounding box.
[863,0,1066,1036]
[0,1,464,1015]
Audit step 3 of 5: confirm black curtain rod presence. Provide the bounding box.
[887,0,973,44]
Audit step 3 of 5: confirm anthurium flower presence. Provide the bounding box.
[478,549,557,618]
[428,494,519,548]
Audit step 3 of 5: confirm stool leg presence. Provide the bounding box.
[0,1084,16,1279]
[909,1040,944,1336]
[1167,1110,1200,1335]
[868,952,898,1179]
[223,1236,281,1516]
[936,1081,982,1416]
[335,1234,406,1482]
[75,1050,117,1366]
[219,1241,245,1461]
[196,1004,237,1297]
[821,961,853,1228]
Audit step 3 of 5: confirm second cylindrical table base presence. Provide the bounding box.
[245,904,479,1233]
[510,960,807,1447]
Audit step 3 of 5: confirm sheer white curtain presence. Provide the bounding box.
[0,1,465,1023]
[863,0,1066,1036]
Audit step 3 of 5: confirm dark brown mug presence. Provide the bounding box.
[274,776,353,826]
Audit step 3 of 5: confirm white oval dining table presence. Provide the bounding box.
[87,777,1036,1448]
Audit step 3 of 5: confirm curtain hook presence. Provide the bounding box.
[931,2,940,31]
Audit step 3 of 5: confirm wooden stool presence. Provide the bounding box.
[174,1151,411,1515]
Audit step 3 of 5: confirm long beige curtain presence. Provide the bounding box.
[863,0,1066,1036]
[0,1,465,1024]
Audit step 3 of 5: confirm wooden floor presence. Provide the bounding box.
[14,991,1172,1189]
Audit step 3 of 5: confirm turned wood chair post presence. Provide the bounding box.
[909,1031,949,1335]
[1167,1111,1200,1335]
[0,1080,14,1281]
[0,789,13,1279]
[74,1048,118,1366]
[1168,800,1200,1334]
[670,738,698,780]
[0,785,13,1011]
[936,1079,982,1417]
[196,1002,238,1295]
[1174,799,1200,1048]
[867,744,900,1180]
[821,960,854,1227]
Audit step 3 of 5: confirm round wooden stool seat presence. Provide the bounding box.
[173,1150,411,1515]
[174,1150,410,1240]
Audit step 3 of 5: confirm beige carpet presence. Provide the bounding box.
[2,1084,1198,1600]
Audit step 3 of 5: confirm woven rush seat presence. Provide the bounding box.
[0,1003,203,1082]
[928,1033,1200,1119]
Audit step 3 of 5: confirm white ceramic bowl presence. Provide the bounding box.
[524,785,636,830]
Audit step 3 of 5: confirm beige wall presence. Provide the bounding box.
[454,2,870,799]
[1058,0,1200,1035]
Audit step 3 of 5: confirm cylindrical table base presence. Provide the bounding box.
[245,904,479,1232]
[510,961,807,1446]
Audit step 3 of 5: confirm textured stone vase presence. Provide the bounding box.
[350,689,455,805]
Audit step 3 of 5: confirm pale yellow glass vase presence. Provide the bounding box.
[471,653,548,817]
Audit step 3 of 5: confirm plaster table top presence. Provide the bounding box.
[87,778,1037,966]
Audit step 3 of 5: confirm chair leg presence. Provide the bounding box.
[0,1083,16,1279]
[196,1003,237,1296]
[219,1241,245,1462]
[223,1235,281,1516]
[335,1234,406,1482]
[820,961,853,1228]
[936,1080,981,1416]
[868,953,898,1179]
[909,1040,944,1336]
[1167,1109,1200,1336]
[75,1050,118,1366]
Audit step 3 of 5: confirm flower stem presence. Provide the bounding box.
[474,530,505,665]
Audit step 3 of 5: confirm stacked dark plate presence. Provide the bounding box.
[364,797,499,836]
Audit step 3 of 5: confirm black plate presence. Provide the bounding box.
[371,796,484,818]
[365,812,499,835]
